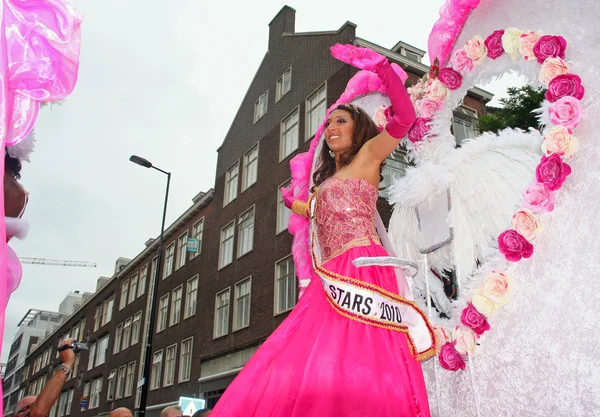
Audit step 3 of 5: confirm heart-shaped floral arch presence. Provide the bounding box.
[404,28,585,371]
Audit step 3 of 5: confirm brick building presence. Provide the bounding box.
[6,5,491,417]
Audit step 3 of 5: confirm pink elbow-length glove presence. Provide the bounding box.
[331,44,416,138]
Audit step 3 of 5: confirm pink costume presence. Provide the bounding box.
[211,177,433,417]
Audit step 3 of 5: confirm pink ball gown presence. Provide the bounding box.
[211,177,432,417]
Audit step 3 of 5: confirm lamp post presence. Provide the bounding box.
[129,155,171,417]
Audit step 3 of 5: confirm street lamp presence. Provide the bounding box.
[129,155,171,417]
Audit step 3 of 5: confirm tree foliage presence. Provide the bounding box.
[479,85,546,133]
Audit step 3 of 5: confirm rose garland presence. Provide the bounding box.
[405,29,585,371]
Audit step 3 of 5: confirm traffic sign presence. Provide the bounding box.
[178,397,206,416]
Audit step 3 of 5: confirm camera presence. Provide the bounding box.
[57,341,89,353]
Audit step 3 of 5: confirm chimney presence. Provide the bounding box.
[268,6,296,51]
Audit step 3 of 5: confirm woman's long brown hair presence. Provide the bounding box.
[312,104,384,187]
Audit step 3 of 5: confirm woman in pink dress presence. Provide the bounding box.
[210,45,435,417]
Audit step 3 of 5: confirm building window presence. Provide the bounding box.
[114,323,123,354]
[237,207,255,258]
[96,335,109,366]
[219,221,235,269]
[89,378,102,409]
[131,312,141,345]
[87,343,96,370]
[57,391,68,417]
[101,297,114,326]
[106,370,116,401]
[306,83,327,140]
[138,265,148,297]
[93,305,101,331]
[150,350,163,390]
[191,219,204,258]
[170,286,183,326]
[214,289,230,338]
[124,362,135,397]
[72,354,79,378]
[122,318,132,350]
[254,91,268,123]
[380,151,409,198]
[115,366,126,399]
[79,318,86,341]
[163,344,177,387]
[179,338,193,383]
[276,68,292,101]
[224,162,239,206]
[280,108,299,161]
[233,278,251,330]
[80,383,90,412]
[66,389,73,415]
[277,181,291,234]
[184,276,198,319]
[452,106,479,145]
[129,274,138,304]
[163,243,175,279]
[119,280,129,310]
[157,295,169,333]
[242,143,259,192]
[176,232,188,270]
[275,256,296,314]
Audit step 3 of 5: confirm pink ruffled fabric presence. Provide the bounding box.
[427,0,482,66]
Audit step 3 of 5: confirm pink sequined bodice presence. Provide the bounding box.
[315,177,381,264]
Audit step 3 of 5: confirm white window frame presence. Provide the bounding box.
[150,350,163,390]
[274,255,297,315]
[233,277,252,331]
[131,311,142,345]
[237,206,255,258]
[122,317,132,350]
[169,285,183,326]
[87,343,96,370]
[178,337,193,383]
[124,361,136,397]
[380,151,409,198]
[57,391,68,417]
[138,265,148,297]
[223,161,239,206]
[241,143,259,192]
[81,383,90,412]
[96,335,108,366]
[184,275,199,319]
[191,218,204,259]
[253,91,268,123]
[163,243,175,279]
[93,305,101,332]
[89,378,102,410]
[276,67,292,101]
[280,106,299,161]
[277,179,291,234]
[66,389,73,415]
[119,280,129,310]
[214,288,231,339]
[101,297,113,326]
[176,231,188,270]
[305,82,327,141]
[106,369,116,401]
[113,323,123,354]
[129,274,138,304]
[218,221,235,269]
[163,344,177,387]
[115,365,126,399]
[157,294,169,333]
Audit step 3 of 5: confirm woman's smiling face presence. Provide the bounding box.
[324,109,355,155]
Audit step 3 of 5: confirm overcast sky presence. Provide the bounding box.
[2,0,523,362]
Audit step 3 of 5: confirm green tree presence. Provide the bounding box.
[479,85,546,133]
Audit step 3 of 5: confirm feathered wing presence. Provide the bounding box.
[388,129,542,313]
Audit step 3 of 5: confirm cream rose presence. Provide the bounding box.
[426,78,448,101]
[434,327,450,352]
[519,31,542,61]
[453,326,477,355]
[472,288,500,316]
[465,35,487,65]
[541,125,580,159]
[539,57,569,85]
[511,209,541,242]
[480,272,513,304]
[502,27,523,59]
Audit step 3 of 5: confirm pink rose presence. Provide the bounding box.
[541,125,580,159]
[439,342,466,371]
[484,30,505,59]
[548,96,583,129]
[374,105,388,131]
[498,230,534,262]
[535,154,572,190]
[438,67,462,90]
[511,209,540,241]
[464,35,487,65]
[418,98,443,118]
[407,82,427,102]
[460,303,491,336]
[545,74,585,102]
[533,35,567,64]
[539,57,569,85]
[425,78,448,101]
[451,49,473,73]
[522,182,555,213]
[480,272,513,304]
[408,117,432,143]
[519,31,542,61]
